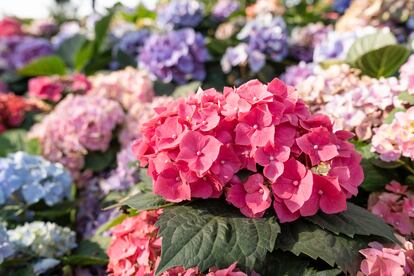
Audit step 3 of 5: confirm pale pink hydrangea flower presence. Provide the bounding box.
[372,107,414,162]
[29,94,124,179]
[133,78,363,222]
[90,67,154,109]
[399,54,414,94]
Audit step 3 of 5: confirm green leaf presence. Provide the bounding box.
[306,202,398,243]
[94,13,113,53]
[398,92,414,105]
[155,200,280,274]
[276,220,368,275]
[257,250,309,276]
[18,55,66,76]
[370,158,403,169]
[0,129,40,157]
[304,268,341,276]
[57,34,87,68]
[104,192,171,211]
[74,41,94,72]
[346,31,397,65]
[94,213,128,236]
[385,107,406,124]
[355,45,410,78]
[84,146,117,173]
[33,201,76,219]
[63,238,109,266]
[171,81,201,99]
[25,138,41,155]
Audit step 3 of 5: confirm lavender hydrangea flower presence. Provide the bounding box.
[51,21,81,47]
[139,28,209,84]
[212,0,240,21]
[0,151,72,206]
[113,29,151,61]
[157,0,204,29]
[9,37,53,69]
[0,224,14,264]
[220,43,248,73]
[237,14,288,72]
[282,61,315,87]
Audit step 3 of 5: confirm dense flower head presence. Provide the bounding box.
[7,221,76,258]
[359,241,414,276]
[0,151,72,206]
[90,67,154,109]
[372,107,414,162]
[212,0,240,21]
[221,43,249,74]
[294,63,406,140]
[0,224,15,264]
[132,78,363,222]
[112,29,151,63]
[28,74,91,102]
[29,94,124,178]
[157,0,204,29]
[332,0,351,13]
[368,181,414,236]
[107,210,255,276]
[282,61,315,87]
[399,54,414,94]
[0,17,23,37]
[237,14,288,72]
[288,23,331,62]
[0,93,29,134]
[139,28,209,84]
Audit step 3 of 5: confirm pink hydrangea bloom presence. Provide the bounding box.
[133,78,363,220]
[107,210,256,276]
[399,54,414,94]
[28,76,64,102]
[29,94,124,179]
[359,241,414,276]
[372,107,414,162]
[368,181,414,236]
[0,17,23,37]
[91,67,154,109]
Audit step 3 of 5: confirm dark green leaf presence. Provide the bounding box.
[303,268,341,276]
[171,81,201,98]
[371,158,403,169]
[84,146,117,173]
[276,220,368,275]
[406,175,414,186]
[18,55,66,76]
[346,31,397,65]
[355,45,410,78]
[257,250,309,276]
[155,200,280,274]
[398,92,414,105]
[57,34,87,68]
[306,202,398,243]
[94,13,113,53]
[63,238,109,266]
[104,192,170,211]
[33,201,76,218]
[74,41,94,71]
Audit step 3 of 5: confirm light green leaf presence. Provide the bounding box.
[277,220,368,275]
[94,13,113,53]
[0,129,41,157]
[172,81,201,99]
[355,45,410,78]
[398,92,414,105]
[346,31,397,65]
[104,192,171,211]
[385,107,406,124]
[18,55,66,76]
[306,202,398,243]
[74,41,94,72]
[155,200,280,274]
[94,213,128,236]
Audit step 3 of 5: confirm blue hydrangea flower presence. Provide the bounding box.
[114,29,151,60]
[8,221,76,258]
[237,14,288,72]
[0,152,72,206]
[0,224,15,264]
[139,28,209,84]
[332,0,351,13]
[157,0,204,29]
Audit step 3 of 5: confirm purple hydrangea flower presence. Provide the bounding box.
[139,28,209,84]
[113,29,151,60]
[282,61,315,87]
[212,0,240,21]
[10,37,53,69]
[220,43,248,73]
[237,14,288,72]
[157,0,204,29]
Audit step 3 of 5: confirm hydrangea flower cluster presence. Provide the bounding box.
[28,74,91,102]
[236,14,288,72]
[157,0,204,29]
[282,61,315,87]
[0,224,15,264]
[0,35,53,71]
[8,221,76,258]
[359,241,414,276]
[368,181,414,236]
[293,63,406,140]
[29,95,124,178]
[288,23,331,62]
[0,151,72,206]
[211,0,240,21]
[90,67,154,109]
[399,54,414,94]
[139,28,209,84]
[132,78,363,222]
[119,96,174,147]
[0,93,29,134]
[107,210,255,276]
[371,107,414,162]
[0,17,23,37]
[112,29,151,64]
[26,18,58,37]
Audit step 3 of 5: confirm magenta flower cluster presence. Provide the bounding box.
[132,78,363,222]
